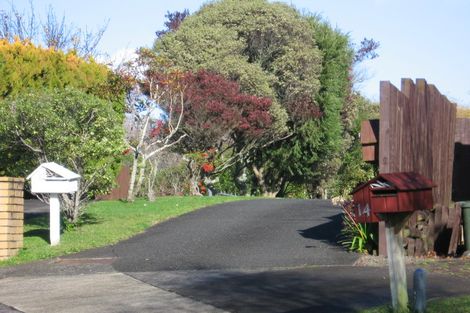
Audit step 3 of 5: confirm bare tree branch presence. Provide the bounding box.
[145,133,187,160]
[0,2,107,58]
[15,130,42,153]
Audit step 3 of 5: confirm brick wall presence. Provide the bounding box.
[0,177,24,260]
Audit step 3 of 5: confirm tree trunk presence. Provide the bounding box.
[186,159,201,196]
[275,178,288,198]
[252,165,266,194]
[60,191,82,224]
[127,151,139,202]
[147,159,158,202]
[263,191,278,197]
[235,166,249,196]
[73,190,81,221]
[134,157,147,197]
[148,187,156,202]
[252,165,280,198]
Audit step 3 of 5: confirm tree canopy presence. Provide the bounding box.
[155,0,322,133]
[153,0,374,197]
[154,0,330,195]
[181,70,273,152]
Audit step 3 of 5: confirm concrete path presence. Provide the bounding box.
[1,199,469,312]
[0,273,226,313]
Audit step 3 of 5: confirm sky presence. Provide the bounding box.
[3,0,470,106]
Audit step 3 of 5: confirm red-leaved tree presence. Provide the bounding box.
[180,70,273,194]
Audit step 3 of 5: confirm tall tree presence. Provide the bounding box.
[330,94,378,197]
[305,17,380,198]
[181,70,272,153]
[304,16,355,197]
[155,0,323,196]
[154,0,380,197]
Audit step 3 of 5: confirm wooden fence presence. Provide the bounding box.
[96,166,130,201]
[379,79,456,206]
[361,78,466,256]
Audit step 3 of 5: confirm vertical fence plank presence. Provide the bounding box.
[390,84,399,172]
[447,103,457,205]
[96,166,130,201]
[441,92,448,205]
[429,85,440,204]
[448,203,462,255]
[380,81,392,173]
[401,79,414,172]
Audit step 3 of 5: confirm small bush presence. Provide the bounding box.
[211,167,258,196]
[213,169,242,195]
[338,201,377,254]
[283,183,310,199]
[153,162,191,196]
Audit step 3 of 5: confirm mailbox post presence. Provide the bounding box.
[27,162,80,246]
[49,194,60,246]
[351,172,434,312]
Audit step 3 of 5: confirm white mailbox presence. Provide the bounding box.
[27,162,80,246]
[27,162,80,194]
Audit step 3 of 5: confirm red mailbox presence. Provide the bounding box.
[351,172,435,223]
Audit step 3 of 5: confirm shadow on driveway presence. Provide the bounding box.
[298,213,343,247]
[130,266,470,313]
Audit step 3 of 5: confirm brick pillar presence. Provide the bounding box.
[0,177,24,260]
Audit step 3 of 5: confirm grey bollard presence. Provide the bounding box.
[413,268,427,313]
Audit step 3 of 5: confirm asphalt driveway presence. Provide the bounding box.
[105,199,358,272]
[1,199,469,313]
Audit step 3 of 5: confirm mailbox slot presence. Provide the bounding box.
[371,189,397,196]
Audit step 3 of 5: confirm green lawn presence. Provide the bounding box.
[1,196,244,266]
[361,296,470,313]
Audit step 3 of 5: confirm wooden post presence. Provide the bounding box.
[379,221,387,256]
[49,194,60,246]
[384,213,410,312]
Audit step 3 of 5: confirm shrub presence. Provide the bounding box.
[283,183,310,199]
[153,162,191,196]
[0,88,124,223]
[0,39,125,109]
[338,201,378,254]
